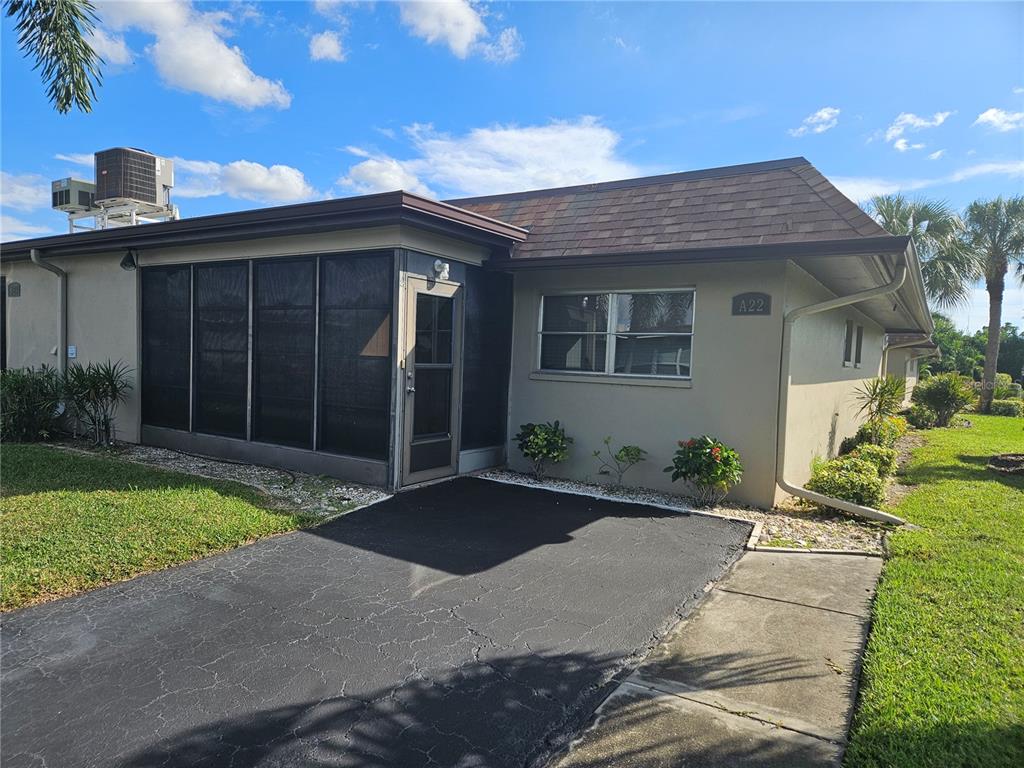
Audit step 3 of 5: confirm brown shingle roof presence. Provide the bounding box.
[447,157,888,260]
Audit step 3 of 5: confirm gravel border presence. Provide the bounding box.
[478,469,887,555]
[55,441,390,519]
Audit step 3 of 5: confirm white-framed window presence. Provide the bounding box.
[854,325,864,367]
[537,289,695,379]
[843,320,854,366]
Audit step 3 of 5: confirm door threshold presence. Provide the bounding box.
[398,474,461,492]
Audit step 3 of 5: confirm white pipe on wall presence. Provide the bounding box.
[29,248,68,374]
[775,258,909,526]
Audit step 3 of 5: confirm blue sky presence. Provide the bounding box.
[2,1,1022,331]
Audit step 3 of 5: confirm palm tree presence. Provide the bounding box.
[868,194,976,308]
[4,0,103,113]
[962,197,1024,412]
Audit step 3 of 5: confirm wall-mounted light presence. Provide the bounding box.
[433,259,450,281]
[119,249,138,271]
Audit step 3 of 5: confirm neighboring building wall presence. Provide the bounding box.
[781,262,885,496]
[506,260,788,508]
[1,251,141,442]
[885,349,919,405]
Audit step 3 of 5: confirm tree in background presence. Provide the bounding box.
[962,197,1024,411]
[927,313,984,377]
[3,0,103,113]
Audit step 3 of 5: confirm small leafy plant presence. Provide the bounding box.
[840,415,908,454]
[514,421,573,479]
[854,376,907,421]
[593,437,647,486]
[806,456,885,508]
[912,373,975,427]
[63,360,133,447]
[905,404,938,429]
[664,435,743,507]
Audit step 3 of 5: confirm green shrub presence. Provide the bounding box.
[906,404,938,429]
[62,360,133,446]
[993,373,1015,400]
[854,376,907,421]
[806,456,885,508]
[1009,383,1023,399]
[0,366,62,442]
[849,444,898,478]
[990,399,1024,417]
[912,373,976,427]
[514,421,573,479]
[664,435,744,507]
[842,415,909,453]
[592,437,647,486]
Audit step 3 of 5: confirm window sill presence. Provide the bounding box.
[529,370,693,389]
[842,361,853,368]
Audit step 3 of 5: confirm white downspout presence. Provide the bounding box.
[776,259,908,526]
[29,248,68,374]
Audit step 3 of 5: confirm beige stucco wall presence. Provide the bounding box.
[780,262,884,494]
[885,349,920,405]
[1,251,141,442]
[505,260,788,508]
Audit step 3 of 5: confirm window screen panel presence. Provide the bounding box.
[141,265,191,429]
[461,269,513,449]
[193,262,249,438]
[542,294,608,333]
[318,254,393,460]
[253,259,315,448]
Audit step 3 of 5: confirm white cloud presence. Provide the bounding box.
[928,149,946,160]
[788,107,840,137]
[97,0,290,109]
[0,215,53,242]
[339,116,640,198]
[478,26,524,64]
[1013,86,1024,95]
[310,30,346,62]
[55,152,95,167]
[973,107,1024,132]
[398,0,522,62]
[88,26,134,66]
[884,111,953,143]
[832,160,1024,202]
[173,158,317,203]
[0,172,50,212]
[893,138,925,152]
[341,151,436,197]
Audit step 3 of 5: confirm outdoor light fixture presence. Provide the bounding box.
[119,249,138,271]
[433,259,450,280]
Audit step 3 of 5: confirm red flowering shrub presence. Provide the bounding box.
[664,435,743,507]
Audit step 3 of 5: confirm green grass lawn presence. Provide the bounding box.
[1,444,319,611]
[845,415,1024,768]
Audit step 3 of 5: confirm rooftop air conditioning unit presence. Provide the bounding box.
[51,178,97,213]
[94,147,174,207]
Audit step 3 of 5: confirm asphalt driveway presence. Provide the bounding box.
[2,477,748,768]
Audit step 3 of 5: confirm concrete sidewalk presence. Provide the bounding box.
[552,551,883,767]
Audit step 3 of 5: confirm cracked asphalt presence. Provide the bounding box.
[2,477,749,768]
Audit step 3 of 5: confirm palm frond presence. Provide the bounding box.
[5,0,103,113]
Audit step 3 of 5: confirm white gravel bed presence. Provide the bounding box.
[101,443,389,518]
[479,469,886,554]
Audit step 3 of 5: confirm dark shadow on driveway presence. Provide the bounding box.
[303,477,697,576]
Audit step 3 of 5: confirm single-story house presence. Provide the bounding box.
[0,157,933,510]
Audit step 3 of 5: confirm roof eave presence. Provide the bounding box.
[0,190,527,261]
[485,235,912,271]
